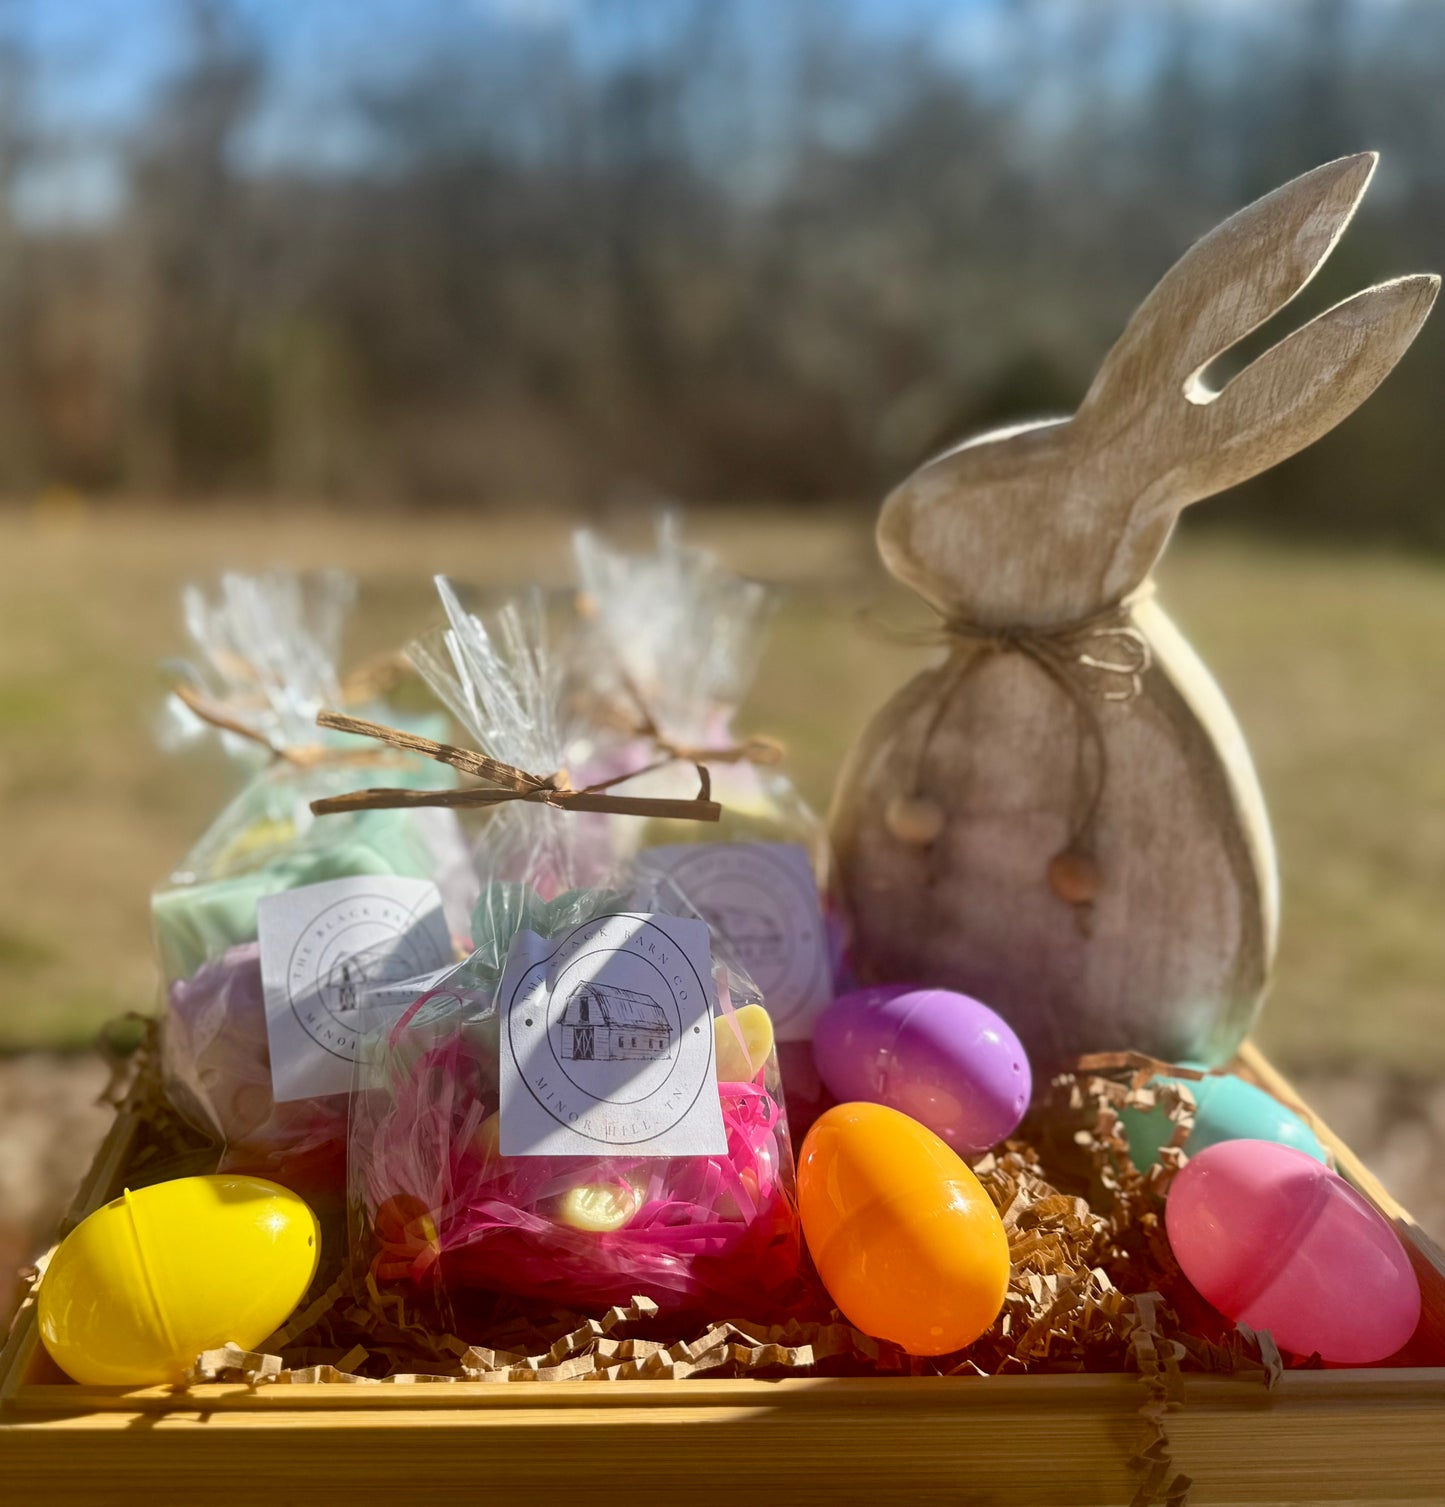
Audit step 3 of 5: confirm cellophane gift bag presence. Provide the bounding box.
[345,583,805,1322]
[572,515,820,847]
[152,570,475,1201]
[572,517,839,1138]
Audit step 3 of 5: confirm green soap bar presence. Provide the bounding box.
[155,747,457,982]
[153,834,424,982]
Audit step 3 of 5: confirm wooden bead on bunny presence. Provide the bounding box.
[831,152,1438,1075]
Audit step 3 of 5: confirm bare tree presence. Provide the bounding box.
[0,0,1438,538]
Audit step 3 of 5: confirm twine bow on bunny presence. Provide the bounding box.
[875,592,1153,921]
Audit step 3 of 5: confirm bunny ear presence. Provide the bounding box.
[1082,152,1378,415]
[1180,273,1439,501]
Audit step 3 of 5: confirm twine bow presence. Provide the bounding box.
[307,710,721,822]
[879,595,1153,917]
[169,682,406,769]
[614,669,786,787]
[951,612,1151,703]
[169,650,419,769]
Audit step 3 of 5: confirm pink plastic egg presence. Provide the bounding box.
[1166,1140,1420,1364]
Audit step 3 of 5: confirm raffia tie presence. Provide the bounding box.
[307,711,721,823]
[170,682,411,770]
[885,598,1152,914]
[169,649,418,769]
[615,669,786,787]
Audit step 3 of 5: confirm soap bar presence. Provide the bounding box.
[154,818,431,981]
[164,941,275,1142]
[163,941,351,1190]
[556,1181,639,1233]
[713,1004,775,1084]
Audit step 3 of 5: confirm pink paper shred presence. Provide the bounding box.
[359,992,805,1317]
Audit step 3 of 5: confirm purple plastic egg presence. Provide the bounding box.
[812,987,1031,1155]
[1166,1139,1421,1364]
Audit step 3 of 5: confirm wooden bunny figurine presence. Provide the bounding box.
[831,153,1437,1073]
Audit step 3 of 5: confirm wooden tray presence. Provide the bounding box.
[3,1042,1443,1507]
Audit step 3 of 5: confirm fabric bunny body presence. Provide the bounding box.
[832,591,1274,1070]
[831,154,1436,1072]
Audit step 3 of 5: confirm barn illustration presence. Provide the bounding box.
[558,982,674,1063]
[704,902,786,975]
[321,940,403,1014]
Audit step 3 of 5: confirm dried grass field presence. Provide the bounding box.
[2,503,1444,1275]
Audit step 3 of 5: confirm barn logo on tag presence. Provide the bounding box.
[498,911,726,1157]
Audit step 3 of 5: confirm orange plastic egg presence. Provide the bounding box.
[798,1102,1010,1355]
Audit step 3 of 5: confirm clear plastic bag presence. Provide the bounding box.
[572,519,840,1129]
[348,583,804,1320]
[158,568,356,762]
[153,571,475,1199]
[572,515,822,853]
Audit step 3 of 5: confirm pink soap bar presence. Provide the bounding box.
[1166,1140,1420,1364]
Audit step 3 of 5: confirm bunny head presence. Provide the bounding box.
[879,153,1438,630]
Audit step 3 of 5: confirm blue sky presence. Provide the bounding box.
[0,0,1404,226]
[4,0,943,221]
[7,1,409,219]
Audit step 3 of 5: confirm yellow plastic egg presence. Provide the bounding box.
[38,1174,321,1386]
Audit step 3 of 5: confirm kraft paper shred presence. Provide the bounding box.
[82,1026,1290,1505]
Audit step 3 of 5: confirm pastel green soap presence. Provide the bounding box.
[153,799,446,986]
[152,827,424,980]
[152,749,454,980]
[1120,1072,1328,1169]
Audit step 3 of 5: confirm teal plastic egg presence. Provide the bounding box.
[1120,1072,1328,1169]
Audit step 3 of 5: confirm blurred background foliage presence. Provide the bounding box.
[0,0,1442,537]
